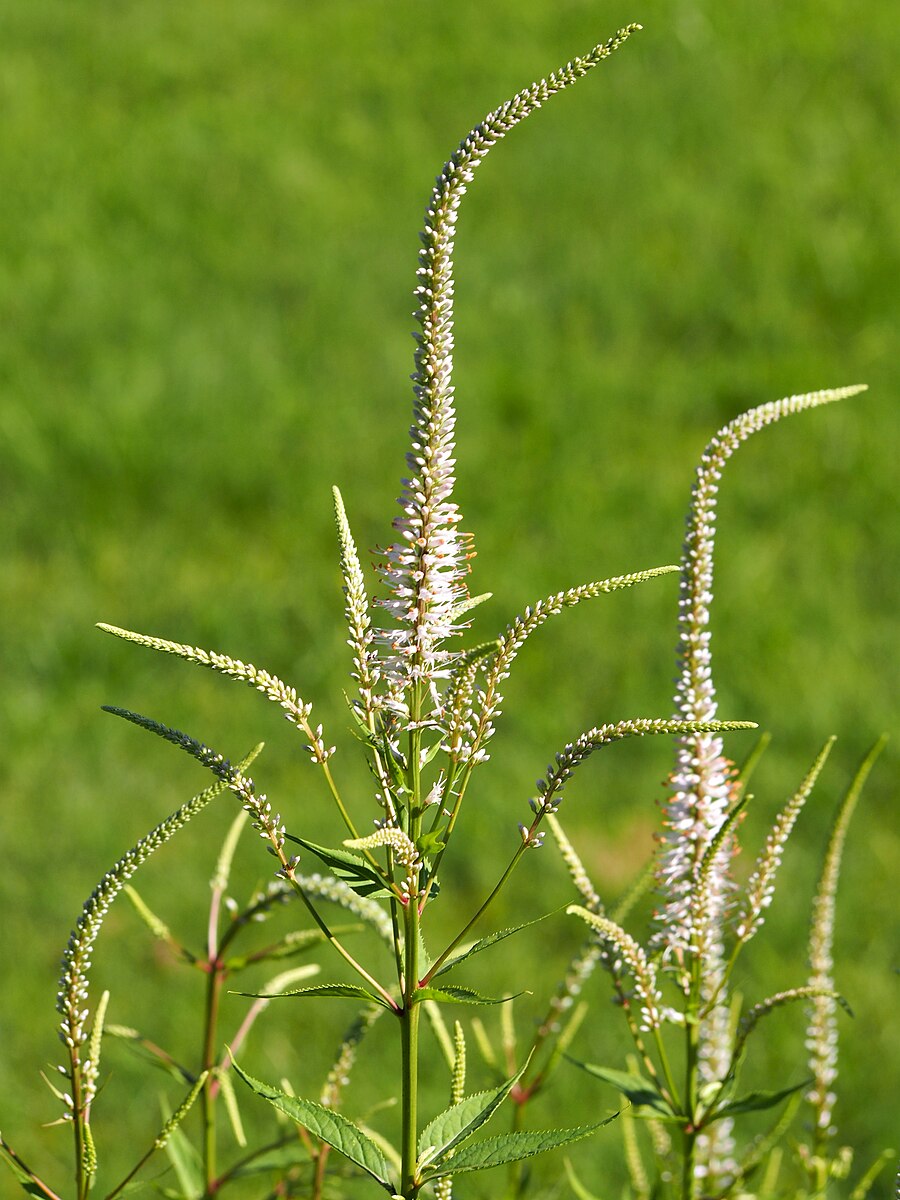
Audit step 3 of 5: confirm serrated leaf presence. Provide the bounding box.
[414,986,525,1007]
[424,1118,615,1178]
[714,1078,810,1118]
[418,1062,526,1160]
[284,835,390,897]
[232,1062,395,1190]
[434,910,561,978]
[564,1060,675,1118]
[233,982,394,1010]
[0,1137,61,1199]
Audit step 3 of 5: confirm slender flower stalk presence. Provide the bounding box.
[806,737,886,1149]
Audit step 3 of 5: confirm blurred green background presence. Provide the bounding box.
[0,0,896,1195]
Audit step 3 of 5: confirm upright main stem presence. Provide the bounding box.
[201,959,223,1194]
[399,696,424,1197]
[400,898,421,1197]
[682,961,701,1200]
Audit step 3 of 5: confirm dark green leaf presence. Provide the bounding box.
[414,986,525,1006]
[232,1062,395,1190]
[424,1119,615,1178]
[714,1078,810,1118]
[418,1062,527,1160]
[283,835,390,897]
[232,982,394,1010]
[434,910,561,977]
[564,1059,675,1117]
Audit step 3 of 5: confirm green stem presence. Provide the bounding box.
[71,1057,89,1200]
[400,898,422,1197]
[682,963,702,1200]
[200,959,223,1193]
[285,870,399,1009]
[424,839,528,984]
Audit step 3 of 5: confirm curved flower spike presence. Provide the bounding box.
[376,27,642,723]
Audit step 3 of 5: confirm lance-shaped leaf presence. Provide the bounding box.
[418,1061,528,1163]
[564,1061,676,1119]
[233,982,395,1011]
[423,1118,616,1179]
[232,1062,395,1191]
[711,1078,810,1119]
[433,909,561,978]
[285,834,391,897]
[414,986,525,1007]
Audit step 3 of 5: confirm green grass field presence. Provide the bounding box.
[0,0,896,1195]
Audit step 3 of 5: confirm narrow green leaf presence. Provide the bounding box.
[434,910,561,978]
[160,1114,203,1198]
[0,1137,61,1199]
[424,1118,615,1178]
[226,1143,313,1178]
[233,982,394,1010]
[418,1062,527,1160]
[714,1078,810,1118]
[284,834,390,897]
[414,986,525,1007]
[232,1061,395,1190]
[564,1060,675,1118]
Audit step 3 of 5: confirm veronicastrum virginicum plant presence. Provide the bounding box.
[0,21,888,1200]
